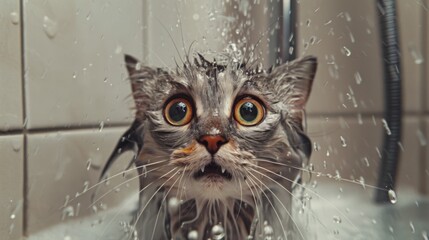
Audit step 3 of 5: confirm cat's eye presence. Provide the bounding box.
[164,97,193,126]
[233,97,265,126]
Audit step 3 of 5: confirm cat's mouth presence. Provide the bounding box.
[193,162,232,180]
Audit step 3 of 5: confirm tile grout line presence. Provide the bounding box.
[18,0,28,236]
[419,0,428,195]
[142,0,149,63]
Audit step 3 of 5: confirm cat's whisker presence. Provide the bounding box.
[242,171,265,236]
[155,17,185,67]
[175,167,188,225]
[249,161,358,230]
[89,163,172,208]
[227,204,240,240]
[246,170,305,240]
[245,174,290,240]
[96,165,175,240]
[247,167,328,230]
[235,177,244,220]
[96,158,167,187]
[65,159,169,205]
[175,165,187,200]
[150,169,181,240]
[130,167,179,240]
[255,157,388,191]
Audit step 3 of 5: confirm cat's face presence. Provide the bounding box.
[125,54,317,202]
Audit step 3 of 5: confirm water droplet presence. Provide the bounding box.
[422,231,428,240]
[192,13,200,20]
[10,214,16,220]
[308,163,315,172]
[340,136,347,147]
[313,142,320,151]
[62,206,74,220]
[408,45,424,64]
[324,20,332,25]
[381,119,392,135]
[115,45,122,54]
[211,224,225,240]
[348,31,355,43]
[344,12,352,22]
[416,130,427,146]
[263,224,274,236]
[64,236,72,240]
[99,121,104,132]
[358,176,366,189]
[11,139,21,152]
[410,221,415,233]
[388,189,397,204]
[142,165,147,178]
[354,72,362,85]
[341,46,351,56]
[43,16,58,39]
[10,12,19,25]
[86,159,92,171]
[208,12,216,21]
[72,72,77,79]
[333,215,342,223]
[306,19,311,27]
[168,197,180,213]
[362,157,370,167]
[187,230,198,240]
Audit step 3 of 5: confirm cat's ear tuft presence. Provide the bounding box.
[270,55,317,109]
[124,54,142,76]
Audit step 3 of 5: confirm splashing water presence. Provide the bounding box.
[211,224,225,240]
[388,189,397,204]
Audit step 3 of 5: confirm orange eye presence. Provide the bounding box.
[233,97,265,126]
[164,97,193,126]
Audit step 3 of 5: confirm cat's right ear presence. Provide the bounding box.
[124,54,155,120]
[124,54,145,95]
[124,54,140,75]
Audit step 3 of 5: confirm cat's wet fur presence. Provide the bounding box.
[102,52,317,239]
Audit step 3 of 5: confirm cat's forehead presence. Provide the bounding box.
[171,66,247,116]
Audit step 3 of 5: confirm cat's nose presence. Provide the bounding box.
[198,135,228,155]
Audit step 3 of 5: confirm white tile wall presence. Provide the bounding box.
[26,127,139,234]
[145,0,223,67]
[0,135,24,240]
[397,0,425,113]
[298,0,424,115]
[0,0,428,238]
[0,0,23,131]
[307,116,421,190]
[425,118,429,194]
[298,0,384,114]
[23,0,143,129]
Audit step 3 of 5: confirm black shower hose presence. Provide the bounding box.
[375,0,402,203]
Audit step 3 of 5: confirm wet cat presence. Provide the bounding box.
[101,52,317,239]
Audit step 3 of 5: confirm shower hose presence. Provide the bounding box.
[374,0,402,203]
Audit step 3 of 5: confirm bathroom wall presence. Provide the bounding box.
[298,0,428,194]
[0,0,428,239]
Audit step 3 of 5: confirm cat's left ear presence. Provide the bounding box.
[269,56,317,110]
[124,54,160,120]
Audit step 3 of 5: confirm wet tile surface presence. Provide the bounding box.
[0,0,23,131]
[23,0,142,129]
[26,127,139,234]
[0,135,24,240]
[307,116,421,190]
